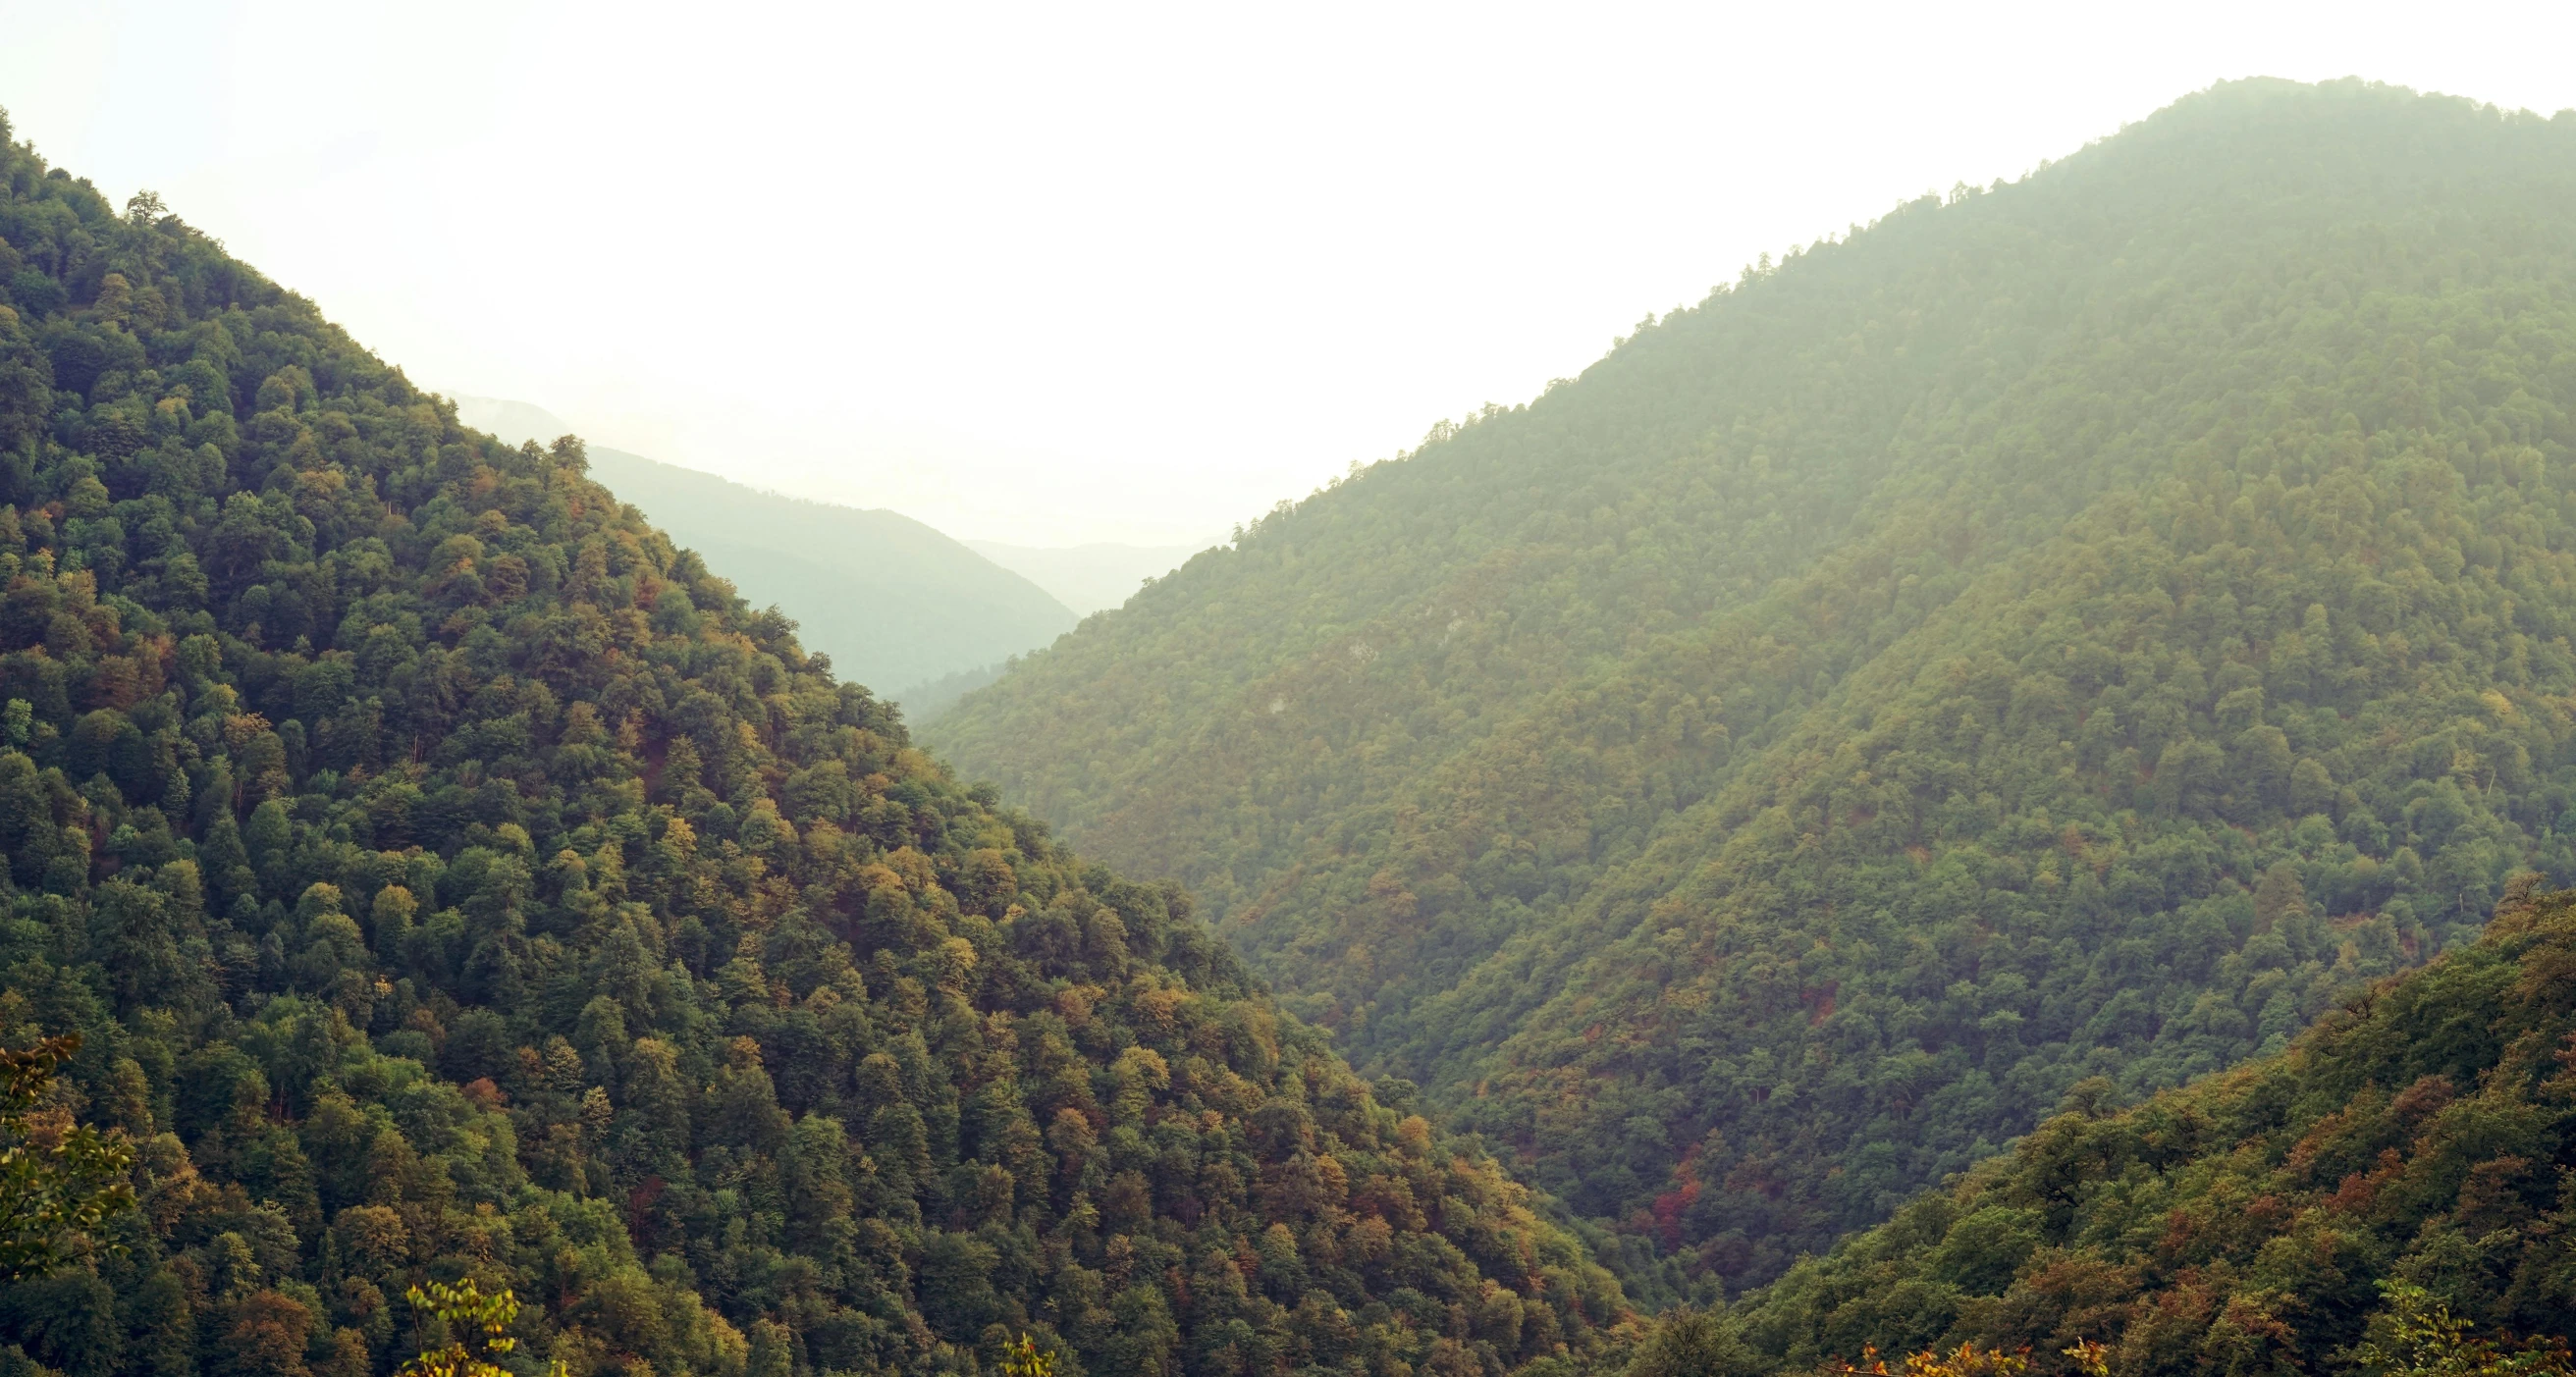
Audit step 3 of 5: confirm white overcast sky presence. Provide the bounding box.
[4,2,2575,546]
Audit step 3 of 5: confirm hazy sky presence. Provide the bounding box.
[5,3,2576,546]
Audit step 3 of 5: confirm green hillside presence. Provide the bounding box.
[0,115,1629,1375]
[1698,879,2576,1375]
[452,398,1080,702]
[925,79,2576,1293]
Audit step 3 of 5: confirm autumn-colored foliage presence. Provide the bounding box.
[1827,1344,2030,1377]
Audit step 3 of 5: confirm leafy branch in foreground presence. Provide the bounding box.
[0,1033,133,1283]
[398,1278,565,1377]
[1827,1344,2030,1377]
[997,1332,1057,1377]
[2354,1282,2575,1377]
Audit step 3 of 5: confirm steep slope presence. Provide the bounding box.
[454,397,1079,698]
[927,79,2576,1289]
[0,119,1628,1375]
[1714,879,2576,1374]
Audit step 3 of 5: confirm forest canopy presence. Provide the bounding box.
[927,78,2576,1298]
[1710,879,2576,1376]
[0,107,1627,1376]
[12,69,2576,1377]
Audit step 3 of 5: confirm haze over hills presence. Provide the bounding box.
[453,396,1079,699]
[966,538,1214,617]
[927,78,2576,1294]
[10,69,2576,1377]
[0,121,1631,1375]
[460,397,1211,624]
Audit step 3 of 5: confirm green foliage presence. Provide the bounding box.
[2355,1282,2574,1377]
[999,1330,1059,1377]
[1712,884,2576,1375]
[0,1033,133,1282]
[397,1278,561,1377]
[928,79,2576,1292]
[1620,1310,1755,1377]
[0,120,1624,1374]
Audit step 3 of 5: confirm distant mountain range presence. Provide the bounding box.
[453,397,1075,700]
[450,398,1210,701]
[964,538,1208,616]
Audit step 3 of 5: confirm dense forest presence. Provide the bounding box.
[0,111,1634,1376]
[451,397,1079,704]
[926,79,2576,1297]
[12,68,2576,1377]
[1690,877,2576,1375]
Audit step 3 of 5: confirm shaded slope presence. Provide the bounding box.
[0,118,1626,1375]
[926,79,2576,1288]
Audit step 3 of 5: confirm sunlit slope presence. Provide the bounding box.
[0,116,1629,1375]
[926,79,2576,1287]
[1713,881,2576,1372]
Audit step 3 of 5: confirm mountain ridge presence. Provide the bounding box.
[926,77,2576,1292]
[451,396,1080,699]
[0,113,1634,1376]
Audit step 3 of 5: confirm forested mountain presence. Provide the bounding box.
[925,79,2576,1295]
[1699,878,2576,1374]
[453,397,1079,702]
[0,114,1632,1376]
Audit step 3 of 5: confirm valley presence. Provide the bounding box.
[0,76,2572,1377]
[930,78,2576,1306]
